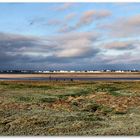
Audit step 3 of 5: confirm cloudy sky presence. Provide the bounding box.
[0,3,140,70]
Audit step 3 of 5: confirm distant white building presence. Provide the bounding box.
[106,70,111,72]
[42,71,50,73]
[115,70,125,72]
[60,70,68,73]
[69,70,75,73]
[93,71,101,73]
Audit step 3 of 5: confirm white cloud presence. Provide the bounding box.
[76,9,111,28]
[53,3,74,11]
[100,14,140,37]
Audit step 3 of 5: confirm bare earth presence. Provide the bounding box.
[0,72,140,79]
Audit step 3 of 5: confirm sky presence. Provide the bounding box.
[0,3,140,70]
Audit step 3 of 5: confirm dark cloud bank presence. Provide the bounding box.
[0,31,139,70]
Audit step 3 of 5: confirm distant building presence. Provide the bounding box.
[115,70,125,72]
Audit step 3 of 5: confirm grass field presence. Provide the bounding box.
[0,80,140,136]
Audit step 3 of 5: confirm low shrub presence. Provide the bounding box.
[39,97,58,103]
[16,96,32,102]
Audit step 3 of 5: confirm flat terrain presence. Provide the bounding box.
[0,80,140,135]
[0,72,140,79]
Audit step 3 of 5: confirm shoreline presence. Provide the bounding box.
[0,72,140,79]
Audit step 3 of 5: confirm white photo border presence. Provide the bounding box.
[0,0,139,140]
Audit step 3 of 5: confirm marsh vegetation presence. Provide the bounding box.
[0,80,140,135]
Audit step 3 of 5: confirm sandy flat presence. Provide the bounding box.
[0,72,140,79]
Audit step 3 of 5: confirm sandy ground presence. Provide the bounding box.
[0,72,140,78]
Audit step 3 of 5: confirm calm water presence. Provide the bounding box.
[0,77,140,81]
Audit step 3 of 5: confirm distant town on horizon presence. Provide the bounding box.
[0,69,139,74]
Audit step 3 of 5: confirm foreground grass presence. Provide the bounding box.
[0,80,140,135]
